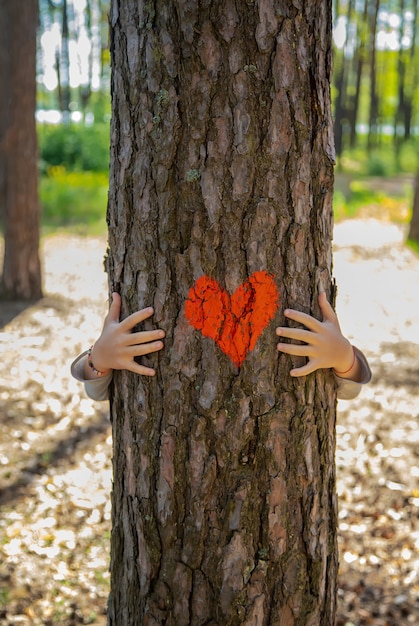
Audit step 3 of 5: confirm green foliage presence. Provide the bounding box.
[337,140,419,177]
[333,182,385,220]
[0,586,9,604]
[333,175,412,223]
[334,138,416,222]
[396,141,419,173]
[332,2,419,157]
[406,238,419,255]
[88,90,112,124]
[365,154,390,177]
[38,123,110,173]
[40,167,108,235]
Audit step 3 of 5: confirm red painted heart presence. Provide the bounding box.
[185,271,280,367]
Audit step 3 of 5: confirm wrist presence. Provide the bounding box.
[87,345,111,377]
[333,343,356,377]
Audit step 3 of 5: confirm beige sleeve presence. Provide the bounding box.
[71,351,112,402]
[335,346,372,400]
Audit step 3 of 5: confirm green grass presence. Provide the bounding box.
[406,238,419,255]
[40,167,108,236]
[336,139,419,177]
[333,183,410,222]
[38,122,110,173]
[333,174,413,223]
[38,165,414,237]
[0,586,9,605]
[333,141,416,223]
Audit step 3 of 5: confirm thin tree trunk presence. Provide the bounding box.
[333,0,355,157]
[403,0,418,142]
[60,0,71,122]
[394,0,406,163]
[107,1,337,624]
[0,0,42,300]
[367,0,380,152]
[408,169,419,242]
[349,0,368,148]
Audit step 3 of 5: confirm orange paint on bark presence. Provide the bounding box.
[185,271,280,367]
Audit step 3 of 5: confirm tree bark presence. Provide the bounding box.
[107,1,337,624]
[0,0,42,300]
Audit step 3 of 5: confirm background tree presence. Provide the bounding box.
[332,0,419,161]
[0,0,42,300]
[333,0,355,158]
[348,0,368,148]
[38,0,111,122]
[408,168,419,241]
[106,1,338,624]
[58,0,71,122]
[394,0,418,163]
[367,0,380,152]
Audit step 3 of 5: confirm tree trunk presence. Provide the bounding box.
[394,0,406,163]
[408,169,419,242]
[60,0,71,122]
[332,0,355,158]
[349,0,368,149]
[0,0,42,300]
[107,1,337,624]
[402,0,418,143]
[367,0,380,152]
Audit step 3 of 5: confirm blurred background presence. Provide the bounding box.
[0,1,418,625]
[35,0,111,238]
[32,0,419,241]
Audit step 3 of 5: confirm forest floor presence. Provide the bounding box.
[0,213,418,625]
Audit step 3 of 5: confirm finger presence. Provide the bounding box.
[289,361,319,377]
[129,340,165,357]
[275,327,318,345]
[127,363,157,377]
[128,329,165,346]
[318,291,337,323]
[277,342,314,358]
[105,292,122,324]
[283,308,323,333]
[119,306,155,331]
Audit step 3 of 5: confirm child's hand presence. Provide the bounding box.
[87,292,165,378]
[276,292,357,378]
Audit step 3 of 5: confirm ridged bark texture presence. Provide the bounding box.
[107,1,337,624]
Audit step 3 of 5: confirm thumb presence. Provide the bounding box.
[318,291,336,323]
[105,292,121,325]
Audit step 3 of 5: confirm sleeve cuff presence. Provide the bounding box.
[71,351,112,402]
[334,346,372,400]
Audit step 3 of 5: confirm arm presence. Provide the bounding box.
[333,346,371,399]
[71,292,165,400]
[71,351,114,401]
[276,292,371,396]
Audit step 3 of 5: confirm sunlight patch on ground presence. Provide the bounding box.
[333,219,419,349]
[333,218,406,249]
